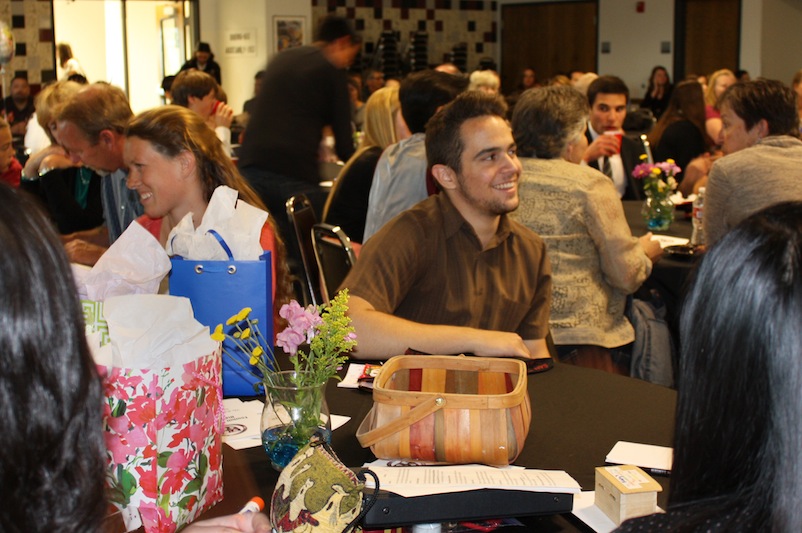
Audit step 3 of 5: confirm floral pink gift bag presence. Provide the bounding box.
[100,348,224,533]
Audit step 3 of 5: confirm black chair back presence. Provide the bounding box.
[312,223,357,303]
[286,194,322,307]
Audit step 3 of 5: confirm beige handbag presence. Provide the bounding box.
[356,355,531,466]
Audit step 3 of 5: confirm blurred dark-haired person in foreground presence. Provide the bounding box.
[618,201,802,532]
[0,184,271,532]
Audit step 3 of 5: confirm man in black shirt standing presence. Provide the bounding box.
[238,15,359,248]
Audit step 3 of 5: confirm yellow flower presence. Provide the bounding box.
[226,307,253,326]
[651,167,661,176]
[211,324,225,342]
[639,154,648,160]
[241,328,251,340]
[249,345,264,365]
[666,158,675,165]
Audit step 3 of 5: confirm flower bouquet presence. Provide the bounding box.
[212,290,357,470]
[632,156,680,231]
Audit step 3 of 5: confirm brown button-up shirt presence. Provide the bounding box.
[341,193,552,340]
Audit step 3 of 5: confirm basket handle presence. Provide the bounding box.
[356,395,446,448]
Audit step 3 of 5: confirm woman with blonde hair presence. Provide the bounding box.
[125,105,292,317]
[19,80,104,234]
[704,68,736,142]
[323,86,408,242]
[468,69,501,95]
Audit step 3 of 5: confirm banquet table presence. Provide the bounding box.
[202,361,676,531]
[623,200,698,334]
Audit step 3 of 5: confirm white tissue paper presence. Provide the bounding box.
[91,294,218,369]
[166,185,267,261]
[82,221,171,300]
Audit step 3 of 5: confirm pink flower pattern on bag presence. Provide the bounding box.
[101,348,224,533]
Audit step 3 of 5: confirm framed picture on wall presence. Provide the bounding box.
[273,16,305,55]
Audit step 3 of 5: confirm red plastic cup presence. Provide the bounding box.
[604,130,623,154]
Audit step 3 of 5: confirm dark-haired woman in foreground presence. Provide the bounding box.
[0,184,269,532]
[618,201,802,531]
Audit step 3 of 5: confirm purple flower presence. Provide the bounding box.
[632,162,655,179]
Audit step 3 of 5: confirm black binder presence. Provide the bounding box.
[361,488,574,528]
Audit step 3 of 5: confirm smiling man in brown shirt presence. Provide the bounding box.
[341,92,552,361]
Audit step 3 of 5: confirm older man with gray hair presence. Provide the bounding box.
[56,83,142,265]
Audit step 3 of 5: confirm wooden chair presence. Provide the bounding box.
[311,223,357,303]
[285,194,322,307]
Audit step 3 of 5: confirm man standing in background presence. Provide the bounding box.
[238,15,359,247]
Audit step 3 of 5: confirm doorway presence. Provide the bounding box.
[674,0,740,80]
[500,1,598,94]
[52,0,198,113]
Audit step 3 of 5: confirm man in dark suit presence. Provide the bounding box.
[583,76,645,200]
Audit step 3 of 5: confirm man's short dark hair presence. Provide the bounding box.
[399,70,469,134]
[170,70,218,107]
[315,15,356,43]
[425,91,508,174]
[587,75,630,106]
[718,79,799,137]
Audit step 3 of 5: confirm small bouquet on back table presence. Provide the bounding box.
[632,155,681,231]
[212,289,357,470]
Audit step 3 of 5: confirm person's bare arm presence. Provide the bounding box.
[63,239,107,266]
[583,135,620,163]
[23,145,67,178]
[62,225,109,247]
[638,233,664,263]
[347,296,532,361]
[524,339,550,359]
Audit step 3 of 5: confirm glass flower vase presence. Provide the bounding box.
[642,195,675,231]
[261,371,331,471]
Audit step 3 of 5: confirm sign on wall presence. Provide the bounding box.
[223,29,257,56]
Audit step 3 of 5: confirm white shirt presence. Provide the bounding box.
[588,123,626,198]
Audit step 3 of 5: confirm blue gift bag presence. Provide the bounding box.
[169,230,272,396]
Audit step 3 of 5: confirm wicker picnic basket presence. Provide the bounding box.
[356,355,531,466]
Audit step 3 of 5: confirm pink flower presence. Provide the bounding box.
[656,160,681,176]
[279,301,322,342]
[166,449,192,472]
[276,326,305,355]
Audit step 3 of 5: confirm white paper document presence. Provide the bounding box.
[572,491,665,533]
[222,398,351,450]
[338,363,366,388]
[362,464,581,498]
[651,235,690,248]
[606,441,673,473]
[572,491,617,533]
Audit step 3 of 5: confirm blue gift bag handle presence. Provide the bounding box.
[170,230,236,274]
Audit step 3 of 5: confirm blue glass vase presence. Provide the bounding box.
[642,195,675,231]
[261,371,332,471]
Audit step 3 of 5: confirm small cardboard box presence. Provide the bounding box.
[595,465,662,525]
